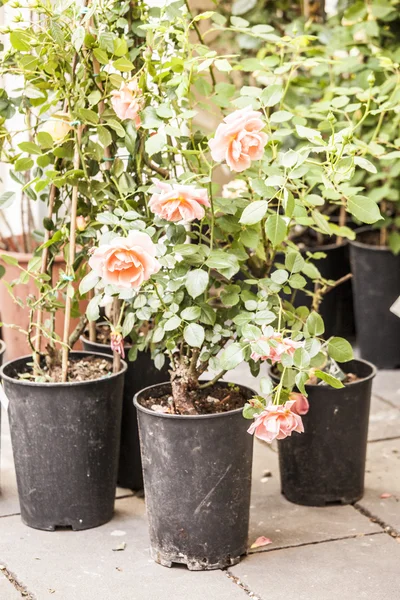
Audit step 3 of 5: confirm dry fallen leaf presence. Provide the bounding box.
[380,493,392,499]
[251,536,272,549]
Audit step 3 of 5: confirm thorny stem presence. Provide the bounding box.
[112,296,122,374]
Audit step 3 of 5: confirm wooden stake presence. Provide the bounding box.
[61,127,83,383]
[112,297,121,374]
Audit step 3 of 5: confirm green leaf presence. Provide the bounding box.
[328,337,353,362]
[389,231,400,255]
[86,295,102,322]
[293,348,310,369]
[0,254,19,266]
[239,200,268,225]
[15,157,33,172]
[184,323,205,348]
[314,370,344,389]
[10,30,30,51]
[37,132,54,148]
[285,251,304,273]
[113,38,128,57]
[186,269,209,299]
[347,196,382,224]
[354,156,377,174]
[265,214,286,246]
[206,250,239,278]
[0,192,15,209]
[295,124,322,142]
[289,273,307,289]
[164,315,182,331]
[270,110,293,123]
[76,108,99,125]
[113,57,134,72]
[145,132,166,157]
[215,59,232,72]
[306,311,325,336]
[261,84,283,107]
[242,324,262,340]
[122,312,136,338]
[93,48,109,64]
[181,306,201,321]
[312,210,332,235]
[271,269,288,284]
[18,141,42,155]
[219,343,245,370]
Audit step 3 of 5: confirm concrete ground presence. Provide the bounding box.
[0,365,400,600]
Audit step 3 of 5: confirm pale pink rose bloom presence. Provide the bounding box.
[111,80,142,128]
[251,331,305,364]
[88,231,160,289]
[289,392,310,415]
[76,216,87,231]
[110,331,125,359]
[41,115,71,142]
[149,181,210,223]
[247,401,304,443]
[209,106,268,172]
[222,179,247,198]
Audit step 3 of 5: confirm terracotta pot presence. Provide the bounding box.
[0,249,87,360]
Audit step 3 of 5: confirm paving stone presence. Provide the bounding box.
[368,395,400,441]
[373,370,400,408]
[0,408,19,517]
[230,533,399,600]
[0,497,249,600]
[357,438,400,531]
[249,440,380,549]
[0,571,22,600]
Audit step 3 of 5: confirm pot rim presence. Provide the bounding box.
[0,350,127,387]
[269,357,377,389]
[134,380,257,420]
[349,226,390,252]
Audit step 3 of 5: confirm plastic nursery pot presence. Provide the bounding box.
[81,328,169,490]
[349,228,400,369]
[282,238,355,340]
[0,351,127,531]
[134,381,255,571]
[0,339,7,492]
[270,359,376,506]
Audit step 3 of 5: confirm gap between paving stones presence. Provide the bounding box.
[353,502,400,540]
[0,564,35,599]
[226,571,264,600]
[372,393,400,411]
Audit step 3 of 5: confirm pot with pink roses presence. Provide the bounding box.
[78,10,387,568]
[0,2,155,529]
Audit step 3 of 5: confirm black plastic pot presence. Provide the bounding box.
[285,239,355,339]
[0,352,126,531]
[0,340,7,493]
[134,381,255,570]
[81,331,169,490]
[350,229,400,369]
[270,359,376,506]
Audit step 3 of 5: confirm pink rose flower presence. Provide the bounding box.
[251,330,304,364]
[89,231,160,289]
[289,392,309,416]
[149,181,210,223]
[248,401,304,443]
[209,106,268,172]
[110,331,125,359]
[76,216,88,231]
[111,80,142,128]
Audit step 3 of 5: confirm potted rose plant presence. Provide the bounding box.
[82,7,381,567]
[0,0,151,530]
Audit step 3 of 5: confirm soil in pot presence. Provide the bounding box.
[81,324,169,490]
[350,228,400,369]
[1,351,126,531]
[270,359,376,506]
[134,381,255,570]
